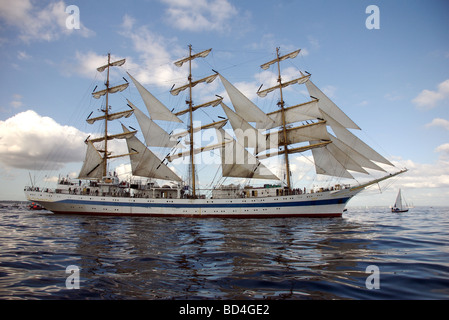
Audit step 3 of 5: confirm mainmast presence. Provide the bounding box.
[103,53,111,177]
[257,48,303,190]
[188,45,196,197]
[171,46,218,197]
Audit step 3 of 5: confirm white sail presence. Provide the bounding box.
[218,73,275,129]
[127,100,176,148]
[329,134,386,172]
[310,140,354,179]
[96,58,126,72]
[170,74,218,96]
[122,125,181,182]
[220,102,270,153]
[323,112,393,166]
[170,120,227,140]
[174,48,212,68]
[394,189,403,210]
[86,109,134,125]
[257,74,310,98]
[127,72,182,123]
[261,100,321,129]
[276,121,329,146]
[78,140,105,180]
[92,83,129,99]
[260,49,301,70]
[88,130,137,143]
[166,139,232,162]
[218,129,279,180]
[304,79,360,130]
[325,140,369,174]
[175,98,222,116]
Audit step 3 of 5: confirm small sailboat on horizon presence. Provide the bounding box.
[391,189,409,213]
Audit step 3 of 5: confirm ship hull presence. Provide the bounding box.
[25,188,361,218]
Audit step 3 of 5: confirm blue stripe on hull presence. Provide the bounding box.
[57,197,350,208]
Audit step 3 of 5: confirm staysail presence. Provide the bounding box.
[122,125,181,182]
[127,100,176,148]
[218,73,275,129]
[127,72,182,123]
[217,129,279,180]
[254,48,395,185]
[78,140,105,180]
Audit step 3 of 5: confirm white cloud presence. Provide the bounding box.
[17,50,31,60]
[160,0,238,32]
[0,110,88,170]
[119,15,186,88]
[435,143,449,157]
[68,51,114,78]
[0,0,94,43]
[384,92,403,101]
[426,118,449,130]
[390,146,449,189]
[412,79,449,109]
[10,94,24,109]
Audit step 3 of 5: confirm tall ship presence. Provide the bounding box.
[25,47,406,218]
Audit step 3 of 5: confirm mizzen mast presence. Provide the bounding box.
[276,48,292,190]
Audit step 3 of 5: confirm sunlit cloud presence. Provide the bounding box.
[0,110,87,170]
[0,0,94,43]
[412,79,449,109]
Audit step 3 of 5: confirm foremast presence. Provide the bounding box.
[80,53,134,180]
[251,47,403,189]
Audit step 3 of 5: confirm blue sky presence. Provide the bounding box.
[0,0,448,206]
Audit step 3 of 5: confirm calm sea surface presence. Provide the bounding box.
[1,203,448,300]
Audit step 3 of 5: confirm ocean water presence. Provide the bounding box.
[0,203,448,301]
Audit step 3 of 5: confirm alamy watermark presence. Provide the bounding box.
[366,5,380,30]
[65,5,80,30]
[65,265,80,289]
[365,265,380,289]
[169,124,280,169]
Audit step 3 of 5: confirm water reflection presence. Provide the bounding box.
[1,206,448,299]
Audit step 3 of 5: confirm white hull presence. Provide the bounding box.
[25,188,361,218]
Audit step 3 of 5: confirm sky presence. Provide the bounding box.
[0,0,448,206]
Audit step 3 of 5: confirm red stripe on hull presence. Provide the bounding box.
[51,211,342,218]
